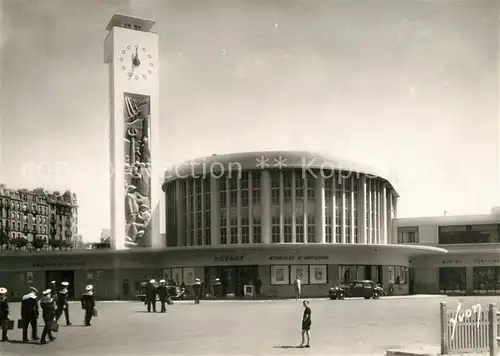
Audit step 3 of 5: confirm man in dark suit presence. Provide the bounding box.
[21,286,39,342]
[145,279,157,312]
[40,289,56,344]
[156,279,168,313]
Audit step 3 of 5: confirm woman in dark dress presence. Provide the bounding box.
[300,300,311,348]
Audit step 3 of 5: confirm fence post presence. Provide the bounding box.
[440,301,448,355]
[489,303,498,356]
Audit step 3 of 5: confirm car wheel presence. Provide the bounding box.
[329,295,336,300]
[372,292,380,299]
[338,293,345,300]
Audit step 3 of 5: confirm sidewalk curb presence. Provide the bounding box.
[386,347,440,356]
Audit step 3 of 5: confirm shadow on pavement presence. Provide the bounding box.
[273,345,302,349]
[7,340,40,345]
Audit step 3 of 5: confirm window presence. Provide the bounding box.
[253,218,261,243]
[439,267,466,293]
[397,227,419,243]
[306,175,315,199]
[252,172,261,204]
[296,217,304,243]
[473,267,500,293]
[307,216,316,243]
[230,220,238,244]
[220,227,227,245]
[438,224,500,244]
[271,172,280,206]
[295,175,304,199]
[284,217,293,243]
[271,216,280,243]
[325,216,333,243]
[241,222,250,244]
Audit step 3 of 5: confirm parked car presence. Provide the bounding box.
[329,280,385,300]
[135,281,189,302]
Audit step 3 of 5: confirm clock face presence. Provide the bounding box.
[118,44,155,80]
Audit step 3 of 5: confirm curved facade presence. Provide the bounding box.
[163,151,399,248]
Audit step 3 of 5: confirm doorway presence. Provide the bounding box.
[45,270,75,299]
[205,265,258,297]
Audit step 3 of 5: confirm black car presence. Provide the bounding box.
[136,282,188,302]
[329,280,385,300]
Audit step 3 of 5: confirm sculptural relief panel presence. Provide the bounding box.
[124,93,152,248]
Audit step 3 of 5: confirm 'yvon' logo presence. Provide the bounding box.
[449,301,482,341]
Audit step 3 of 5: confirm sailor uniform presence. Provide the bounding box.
[40,290,56,344]
[81,285,95,326]
[55,282,71,325]
[21,288,39,341]
[0,288,9,342]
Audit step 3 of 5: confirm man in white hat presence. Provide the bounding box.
[193,278,202,305]
[81,285,96,327]
[0,287,10,342]
[21,286,39,342]
[156,280,168,313]
[40,289,56,344]
[49,280,57,296]
[55,281,71,326]
[145,279,157,312]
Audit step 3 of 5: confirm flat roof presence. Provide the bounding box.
[396,212,499,226]
[105,13,156,32]
[162,151,399,195]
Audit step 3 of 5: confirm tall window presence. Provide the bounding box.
[241,218,250,244]
[230,219,238,244]
[252,171,261,205]
[241,172,249,208]
[195,179,202,246]
[271,172,280,206]
[325,216,333,243]
[284,217,293,243]
[295,174,304,199]
[271,216,280,243]
[306,174,315,199]
[283,172,292,203]
[335,172,342,243]
[219,177,228,245]
[307,216,316,243]
[366,179,372,243]
[253,218,261,243]
[204,178,211,245]
[353,177,359,243]
[344,175,351,243]
[220,215,227,245]
[296,216,304,243]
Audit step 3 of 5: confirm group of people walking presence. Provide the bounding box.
[0,280,96,344]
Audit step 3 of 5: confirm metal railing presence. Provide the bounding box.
[440,302,500,356]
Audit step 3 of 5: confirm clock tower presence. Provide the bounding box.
[104,14,161,250]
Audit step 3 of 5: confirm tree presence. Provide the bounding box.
[32,236,46,250]
[13,237,28,249]
[49,239,62,249]
[0,230,9,246]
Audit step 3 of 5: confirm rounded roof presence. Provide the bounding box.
[162,151,398,195]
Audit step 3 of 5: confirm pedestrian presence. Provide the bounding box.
[300,300,311,348]
[21,286,39,342]
[293,277,301,300]
[40,289,56,344]
[0,287,10,342]
[156,279,168,313]
[81,285,95,326]
[145,279,157,312]
[55,281,71,326]
[213,278,221,299]
[49,280,57,296]
[193,278,201,304]
[255,276,262,297]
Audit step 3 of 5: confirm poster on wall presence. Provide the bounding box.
[163,268,172,281]
[309,265,327,284]
[124,93,153,248]
[271,265,289,285]
[183,267,195,285]
[290,265,309,284]
[172,268,182,284]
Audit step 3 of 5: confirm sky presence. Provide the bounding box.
[0,0,498,242]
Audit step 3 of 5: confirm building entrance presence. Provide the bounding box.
[205,265,258,297]
[45,270,75,299]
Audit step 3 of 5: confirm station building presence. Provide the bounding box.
[1,152,497,300]
[397,208,500,295]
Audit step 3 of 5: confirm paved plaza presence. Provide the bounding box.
[0,296,498,356]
